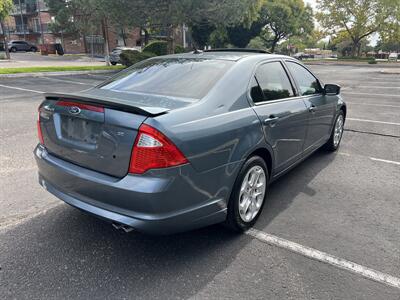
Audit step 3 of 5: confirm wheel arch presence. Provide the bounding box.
[339,103,347,118]
[247,147,273,179]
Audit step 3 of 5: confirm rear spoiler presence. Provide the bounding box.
[44,92,170,117]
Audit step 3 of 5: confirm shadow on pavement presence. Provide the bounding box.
[0,150,336,299]
[256,149,336,229]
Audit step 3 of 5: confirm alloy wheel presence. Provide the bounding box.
[333,114,344,147]
[238,165,266,222]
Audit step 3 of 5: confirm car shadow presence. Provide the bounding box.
[255,149,337,230]
[1,149,337,299]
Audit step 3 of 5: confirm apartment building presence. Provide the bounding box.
[0,0,189,54]
[0,0,142,54]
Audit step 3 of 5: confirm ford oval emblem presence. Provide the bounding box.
[69,106,81,115]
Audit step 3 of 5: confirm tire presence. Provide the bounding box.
[10,47,17,52]
[111,62,117,65]
[324,110,345,151]
[225,155,269,232]
[30,47,37,52]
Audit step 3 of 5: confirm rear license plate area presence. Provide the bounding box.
[60,115,101,145]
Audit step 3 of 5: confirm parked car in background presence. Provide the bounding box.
[35,49,346,235]
[293,52,313,60]
[388,53,398,61]
[8,40,38,52]
[110,46,142,65]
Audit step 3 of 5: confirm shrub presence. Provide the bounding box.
[368,57,377,64]
[143,41,185,56]
[120,50,155,67]
[143,41,167,56]
[174,44,185,54]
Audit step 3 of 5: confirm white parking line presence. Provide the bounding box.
[0,84,44,94]
[246,229,400,289]
[352,85,400,90]
[369,157,400,166]
[42,76,97,86]
[347,118,400,126]
[342,91,400,98]
[338,152,400,166]
[348,103,400,108]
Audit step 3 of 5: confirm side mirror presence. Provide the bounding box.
[324,84,341,95]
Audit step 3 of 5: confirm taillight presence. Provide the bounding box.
[129,124,188,174]
[37,109,44,145]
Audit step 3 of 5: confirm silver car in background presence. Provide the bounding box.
[110,46,142,65]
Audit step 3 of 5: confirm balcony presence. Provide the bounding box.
[10,1,48,15]
[7,23,50,35]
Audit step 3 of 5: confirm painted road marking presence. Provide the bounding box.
[348,103,400,108]
[246,229,400,290]
[369,157,400,166]
[0,84,44,94]
[339,152,400,166]
[342,91,400,98]
[351,85,400,90]
[347,118,400,126]
[42,76,97,86]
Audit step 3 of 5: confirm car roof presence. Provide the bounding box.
[157,50,288,62]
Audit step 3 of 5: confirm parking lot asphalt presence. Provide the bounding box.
[0,65,399,299]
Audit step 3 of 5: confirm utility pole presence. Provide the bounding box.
[101,18,110,66]
[18,0,26,40]
[36,0,44,45]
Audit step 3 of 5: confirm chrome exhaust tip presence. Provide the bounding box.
[112,222,134,233]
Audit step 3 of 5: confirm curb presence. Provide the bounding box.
[380,69,400,74]
[0,69,119,78]
[304,61,400,68]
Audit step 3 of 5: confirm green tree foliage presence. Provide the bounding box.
[46,0,264,54]
[0,0,13,59]
[316,0,393,57]
[378,0,400,52]
[190,20,215,49]
[142,40,184,56]
[257,0,314,53]
[227,21,264,48]
[119,50,155,67]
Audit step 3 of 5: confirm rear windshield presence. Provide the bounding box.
[99,58,234,99]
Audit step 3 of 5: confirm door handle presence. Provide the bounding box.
[309,105,316,113]
[263,115,279,125]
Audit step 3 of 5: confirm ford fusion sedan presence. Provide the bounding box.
[35,49,346,234]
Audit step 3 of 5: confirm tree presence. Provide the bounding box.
[0,0,13,59]
[258,0,314,53]
[227,21,264,48]
[190,20,215,49]
[46,0,265,55]
[316,0,392,57]
[377,0,400,52]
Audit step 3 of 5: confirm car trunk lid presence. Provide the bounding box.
[39,89,194,178]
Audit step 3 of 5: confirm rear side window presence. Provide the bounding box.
[286,62,322,95]
[251,61,294,103]
[100,58,234,99]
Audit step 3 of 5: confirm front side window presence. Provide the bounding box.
[99,58,234,100]
[286,61,322,96]
[251,61,294,103]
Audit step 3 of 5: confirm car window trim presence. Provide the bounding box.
[248,59,298,106]
[283,59,324,96]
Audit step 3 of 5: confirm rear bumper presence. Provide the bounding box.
[34,145,229,234]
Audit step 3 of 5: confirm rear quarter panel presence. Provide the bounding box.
[145,58,269,174]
